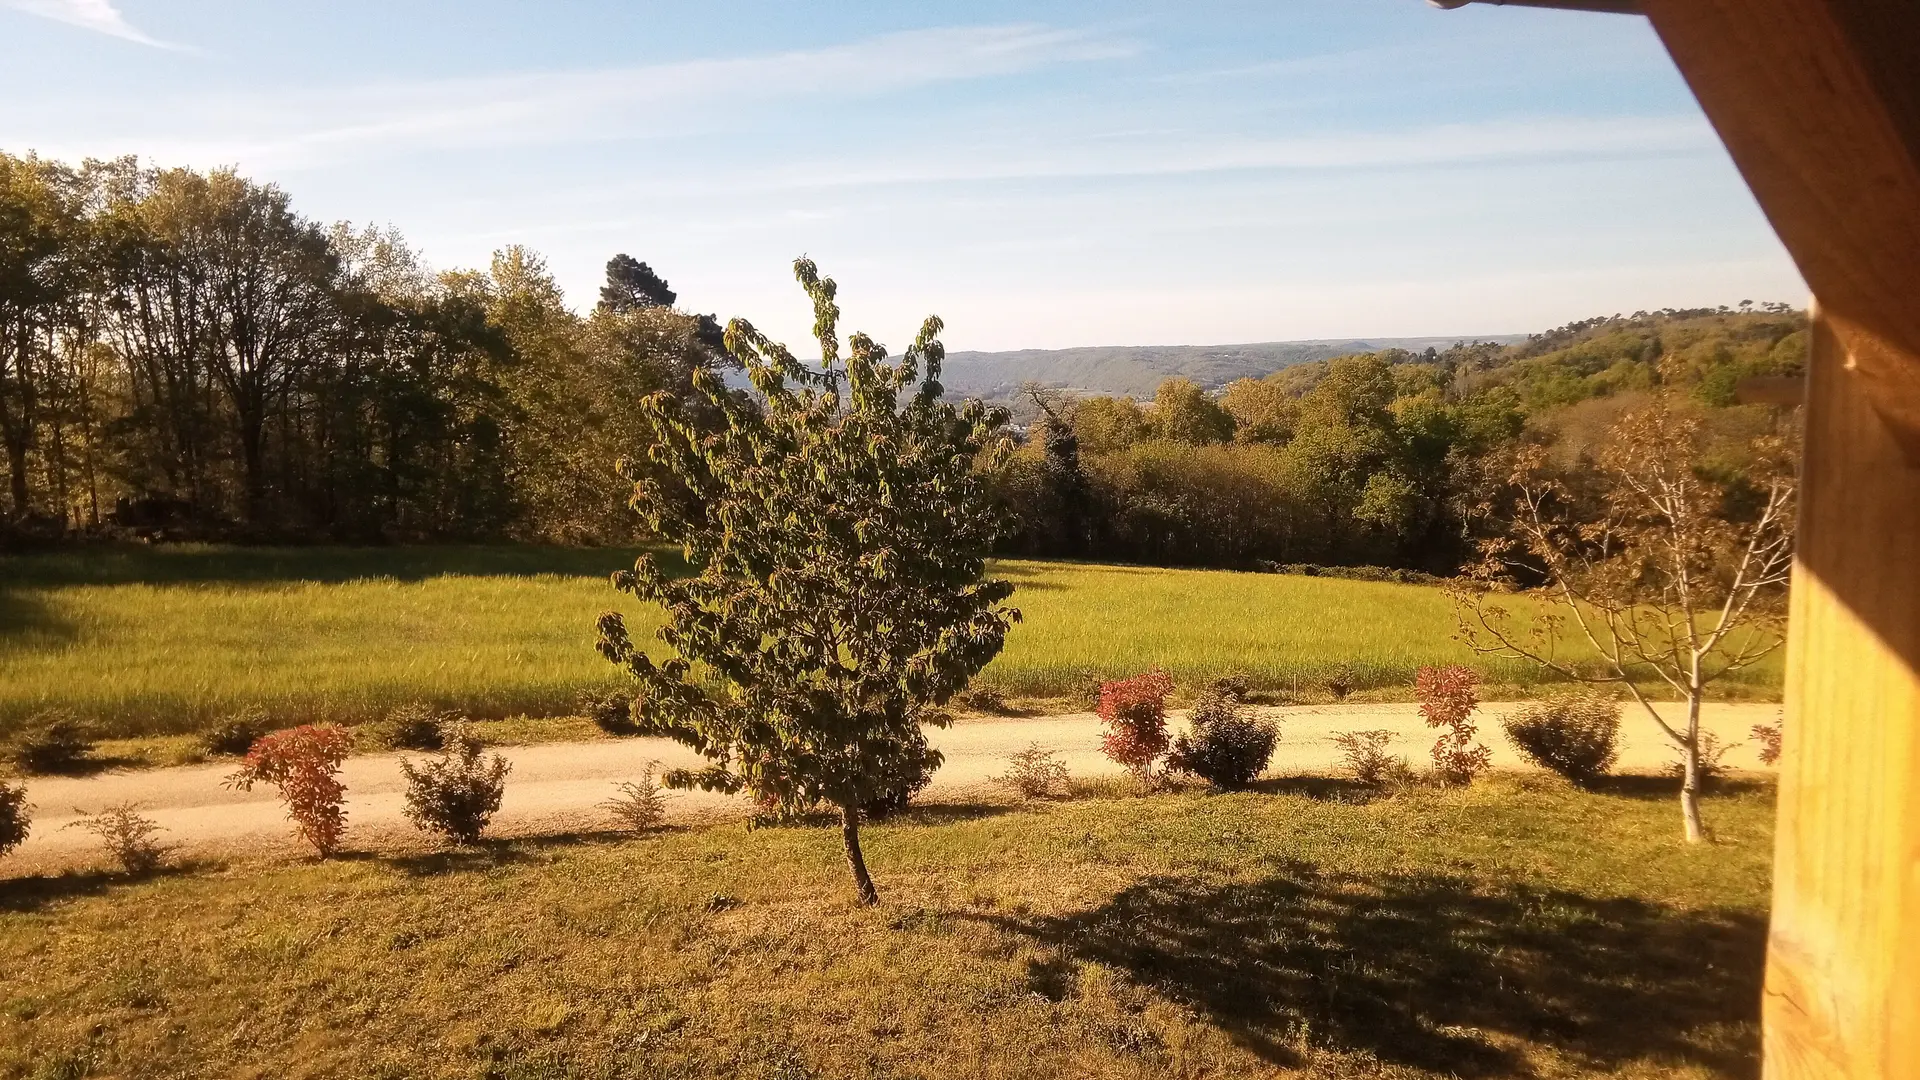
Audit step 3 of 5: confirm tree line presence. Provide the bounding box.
[0,151,730,544]
[994,306,1807,572]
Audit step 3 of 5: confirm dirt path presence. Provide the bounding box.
[6,702,1779,875]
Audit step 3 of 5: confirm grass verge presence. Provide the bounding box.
[0,774,1771,1079]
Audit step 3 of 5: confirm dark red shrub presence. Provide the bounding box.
[225,725,354,856]
[1097,671,1174,779]
[1415,665,1491,785]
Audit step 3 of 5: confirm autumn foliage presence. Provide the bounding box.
[1096,671,1175,779]
[226,725,354,856]
[1415,665,1491,785]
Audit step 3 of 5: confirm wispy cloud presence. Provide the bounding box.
[2,0,184,49]
[0,23,1134,168]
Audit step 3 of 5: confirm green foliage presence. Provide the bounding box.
[0,781,29,859]
[597,259,1019,903]
[1152,378,1234,444]
[578,688,640,736]
[1331,729,1406,786]
[994,743,1070,799]
[358,703,450,752]
[1167,693,1277,790]
[600,766,671,833]
[64,802,170,873]
[1504,691,1622,786]
[6,711,93,774]
[398,724,511,846]
[201,707,271,757]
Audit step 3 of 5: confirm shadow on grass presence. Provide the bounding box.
[1588,773,1773,802]
[0,543,691,588]
[0,862,213,913]
[1250,775,1383,803]
[975,863,1763,1077]
[0,586,76,656]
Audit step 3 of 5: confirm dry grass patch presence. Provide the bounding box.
[0,775,1771,1079]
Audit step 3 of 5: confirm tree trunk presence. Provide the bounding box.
[840,804,879,906]
[4,438,27,518]
[1680,692,1706,844]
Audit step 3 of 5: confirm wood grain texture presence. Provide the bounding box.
[1643,0,1920,442]
[1767,310,1920,1079]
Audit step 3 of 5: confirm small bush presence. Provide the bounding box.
[65,802,170,874]
[1096,671,1174,780]
[202,706,271,757]
[1168,693,1277,790]
[359,702,450,752]
[1669,731,1739,789]
[399,723,511,846]
[956,683,1012,715]
[1331,730,1407,786]
[1503,691,1622,786]
[1207,673,1252,703]
[579,688,640,736]
[0,782,30,859]
[6,711,94,774]
[994,743,1069,799]
[225,724,355,857]
[602,765,672,833]
[1324,664,1356,702]
[1416,664,1491,786]
[1752,719,1783,766]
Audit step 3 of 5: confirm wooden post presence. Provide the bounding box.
[1766,309,1920,1078]
[1627,5,1920,1070]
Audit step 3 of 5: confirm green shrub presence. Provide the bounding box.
[6,711,94,774]
[956,682,1012,715]
[994,743,1069,799]
[578,689,639,736]
[601,765,671,833]
[201,706,271,757]
[1503,691,1622,786]
[359,703,450,752]
[399,724,510,845]
[65,802,170,874]
[0,781,30,859]
[1168,693,1277,790]
[1331,729,1408,787]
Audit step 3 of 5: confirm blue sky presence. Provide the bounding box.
[0,0,1805,351]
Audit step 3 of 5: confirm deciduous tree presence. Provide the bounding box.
[1450,398,1795,841]
[597,258,1018,905]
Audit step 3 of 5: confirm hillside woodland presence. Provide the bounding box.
[1,152,1804,571]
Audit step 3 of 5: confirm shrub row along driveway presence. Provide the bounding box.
[7,702,1780,874]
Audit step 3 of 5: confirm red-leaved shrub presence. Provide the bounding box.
[1415,665,1491,785]
[1097,671,1174,780]
[225,725,354,857]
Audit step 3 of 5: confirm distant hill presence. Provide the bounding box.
[940,336,1528,402]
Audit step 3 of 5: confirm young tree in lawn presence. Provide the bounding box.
[1450,398,1796,842]
[596,258,1019,905]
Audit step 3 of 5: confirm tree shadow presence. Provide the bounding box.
[0,543,688,588]
[0,862,212,913]
[973,863,1763,1077]
[1250,775,1383,803]
[1588,773,1772,802]
[0,586,76,656]
[379,840,546,877]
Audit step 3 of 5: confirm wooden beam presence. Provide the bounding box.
[1764,309,1920,1079]
[1642,0,1920,448]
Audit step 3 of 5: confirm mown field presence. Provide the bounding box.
[0,545,1784,738]
[0,774,1774,1080]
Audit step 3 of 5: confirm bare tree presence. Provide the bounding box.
[1449,398,1796,841]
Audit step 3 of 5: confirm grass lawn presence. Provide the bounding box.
[0,774,1772,1079]
[0,545,1784,738]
